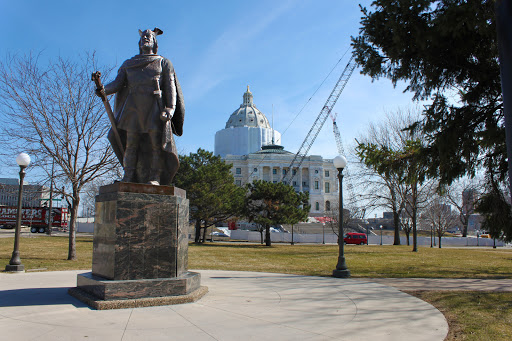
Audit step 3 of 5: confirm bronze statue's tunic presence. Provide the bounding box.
[104,52,185,185]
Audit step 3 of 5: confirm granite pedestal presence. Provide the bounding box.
[69,183,206,309]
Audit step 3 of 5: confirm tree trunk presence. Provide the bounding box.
[412,217,418,252]
[438,234,442,248]
[265,224,271,246]
[405,230,410,245]
[393,210,401,245]
[259,229,264,244]
[194,220,201,243]
[67,195,79,260]
[412,186,418,252]
[462,221,468,238]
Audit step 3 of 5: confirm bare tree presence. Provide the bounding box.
[81,165,123,217]
[444,177,482,237]
[423,195,458,248]
[0,52,119,260]
[326,198,367,236]
[354,108,427,246]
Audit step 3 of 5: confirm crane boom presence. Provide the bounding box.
[282,56,357,185]
[332,119,346,157]
[331,115,356,205]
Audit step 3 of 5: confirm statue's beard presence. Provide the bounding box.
[140,42,155,53]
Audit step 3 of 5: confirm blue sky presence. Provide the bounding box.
[2,0,421,177]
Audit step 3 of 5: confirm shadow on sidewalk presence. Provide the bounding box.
[0,287,87,308]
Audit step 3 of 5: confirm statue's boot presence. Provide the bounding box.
[147,151,161,186]
[122,148,137,183]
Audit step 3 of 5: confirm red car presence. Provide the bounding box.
[344,232,367,245]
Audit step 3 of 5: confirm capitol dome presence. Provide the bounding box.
[215,86,281,158]
[225,86,271,129]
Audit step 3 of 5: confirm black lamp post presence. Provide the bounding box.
[332,155,350,278]
[5,153,31,272]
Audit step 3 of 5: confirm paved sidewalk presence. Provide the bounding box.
[362,278,512,292]
[0,270,448,341]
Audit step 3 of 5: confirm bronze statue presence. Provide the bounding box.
[94,28,184,185]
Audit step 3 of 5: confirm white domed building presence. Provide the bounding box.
[215,86,281,157]
[214,87,338,216]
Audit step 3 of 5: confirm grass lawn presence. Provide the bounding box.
[188,242,512,279]
[410,291,512,341]
[0,236,93,271]
[1,236,511,340]
[1,236,511,278]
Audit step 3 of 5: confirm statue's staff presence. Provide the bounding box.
[91,71,125,155]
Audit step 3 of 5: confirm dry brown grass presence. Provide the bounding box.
[0,235,92,271]
[189,243,512,278]
[410,291,512,341]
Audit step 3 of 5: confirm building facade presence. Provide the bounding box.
[0,178,49,207]
[215,88,338,216]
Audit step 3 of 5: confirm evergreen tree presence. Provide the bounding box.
[476,180,512,242]
[244,180,309,246]
[174,149,245,243]
[352,0,510,241]
[352,0,503,184]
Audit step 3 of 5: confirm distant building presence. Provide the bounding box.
[215,87,338,216]
[382,212,393,220]
[462,188,476,215]
[0,178,49,207]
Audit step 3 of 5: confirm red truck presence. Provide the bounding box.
[0,206,68,233]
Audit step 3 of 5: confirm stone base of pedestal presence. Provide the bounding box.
[68,183,206,310]
[69,271,207,310]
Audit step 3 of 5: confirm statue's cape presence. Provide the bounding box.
[107,54,185,184]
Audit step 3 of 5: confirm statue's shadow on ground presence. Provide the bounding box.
[0,287,87,308]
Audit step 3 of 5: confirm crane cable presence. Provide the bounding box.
[281,47,352,137]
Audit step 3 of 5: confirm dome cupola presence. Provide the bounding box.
[225,86,271,129]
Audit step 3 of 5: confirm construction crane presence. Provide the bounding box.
[330,112,356,205]
[330,112,346,157]
[281,55,357,185]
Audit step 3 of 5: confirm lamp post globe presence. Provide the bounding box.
[333,155,347,170]
[5,153,31,272]
[332,155,350,278]
[16,153,31,168]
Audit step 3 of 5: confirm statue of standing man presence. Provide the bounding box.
[95,28,185,186]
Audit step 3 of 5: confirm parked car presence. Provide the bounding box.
[344,232,367,245]
[211,231,229,238]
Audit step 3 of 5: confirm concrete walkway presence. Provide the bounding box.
[0,270,448,341]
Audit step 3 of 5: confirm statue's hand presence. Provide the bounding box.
[160,107,175,121]
[95,87,106,99]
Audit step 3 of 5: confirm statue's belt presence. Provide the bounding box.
[128,85,157,93]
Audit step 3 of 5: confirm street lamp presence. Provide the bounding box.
[5,153,31,272]
[380,225,383,245]
[332,155,350,278]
